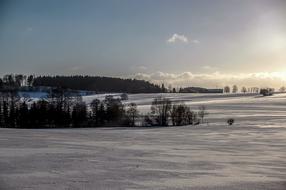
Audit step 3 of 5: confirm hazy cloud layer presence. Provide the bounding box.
[167,33,200,44]
[167,34,189,43]
[134,71,286,89]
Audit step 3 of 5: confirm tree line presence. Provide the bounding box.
[33,75,165,93]
[223,85,286,94]
[0,74,34,89]
[0,74,165,93]
[0,91,207,128]
[4,74,284,95]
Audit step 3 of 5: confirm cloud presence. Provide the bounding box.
[167,33,188,43]
[167,33,199,44]
[133,71,286,89]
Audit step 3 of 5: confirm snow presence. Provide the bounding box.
[83,93,286,127]
[1,93,286,189]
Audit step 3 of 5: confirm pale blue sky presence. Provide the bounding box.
[0,0,286,87]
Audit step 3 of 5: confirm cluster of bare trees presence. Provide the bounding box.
[144,97,207,126]
[224,85,286,94]
[224,85,260,94]
[0,74,34,89]
[0,91,138,128]
[0,92,208,128]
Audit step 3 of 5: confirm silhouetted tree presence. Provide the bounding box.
[151,97,172,126]
[104,95,125,125]
[27,75,34,87]
[125,103,138,126]
[241,86,247,93]
[72,102,87,127]
[0,100,3,127]
[97,102,106,125]
[224,86,230,93]
[198,105,208,124]
[3,74,15,87]
[7,93,19,128]
[161,84,167,93]
[227,118,234,126]
[17,102,29,128]
[186,109,198,125]
[90,99,101,126]
[3,100,8,126]
[232,85,238,93]
[168,84,172,93]
[171,103,189,126]
[279,86,286,92]
[15,74,24,87]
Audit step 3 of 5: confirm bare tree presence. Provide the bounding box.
[232,85,238,93]
[168,84,172,93]
[151,97,172,126]
[279,86,286,92]
[241,86,247,93]
[27,75,34,87]
[15,74,24,87]
[198,105,208,124]
[125,103,138,126]
[171,103,189,126]
[224,86,230,93]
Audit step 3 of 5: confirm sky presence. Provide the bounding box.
[0,0,286,88]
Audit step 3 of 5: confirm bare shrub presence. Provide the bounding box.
[227,118,234,125]
[198,105,208,124]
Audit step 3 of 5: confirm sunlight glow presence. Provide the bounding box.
[269,36,286,51]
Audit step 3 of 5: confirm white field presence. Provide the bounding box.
[1,93,286,189]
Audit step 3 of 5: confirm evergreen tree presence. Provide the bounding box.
[98,102,106,125]
[0,100,3,127]
[8,100,16,128]
[90,99,101,126]
[2,101,8,127]
[17,102,29,128]
[104,96,124,125]
[72,102,87,127]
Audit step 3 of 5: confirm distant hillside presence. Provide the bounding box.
[33,76,163,93]
[179,87,223,93]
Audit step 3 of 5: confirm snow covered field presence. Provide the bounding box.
[1,93,286,189]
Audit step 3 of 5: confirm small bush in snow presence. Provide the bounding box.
[227,118,234,126]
